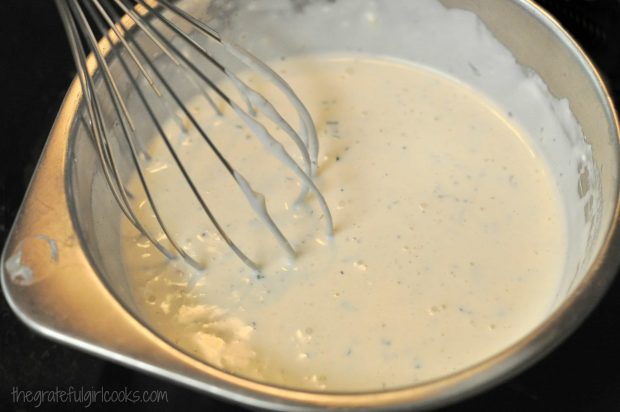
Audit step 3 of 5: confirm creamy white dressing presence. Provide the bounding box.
[202,0,598,302]
[121,54,567,391]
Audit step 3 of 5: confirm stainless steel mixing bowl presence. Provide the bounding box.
[2,0,619,410]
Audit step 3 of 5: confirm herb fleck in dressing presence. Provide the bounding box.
[122,55,566,391]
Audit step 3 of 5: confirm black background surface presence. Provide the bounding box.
[2,1,620,411]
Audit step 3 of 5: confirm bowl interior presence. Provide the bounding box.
[67,0,618,397]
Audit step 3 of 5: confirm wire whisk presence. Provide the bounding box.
[56,0,333,272]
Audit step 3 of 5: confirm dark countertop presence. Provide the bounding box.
[2,1,620,411]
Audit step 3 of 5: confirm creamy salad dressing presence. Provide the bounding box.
[121,54,567,391]
[206,0,598,301]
